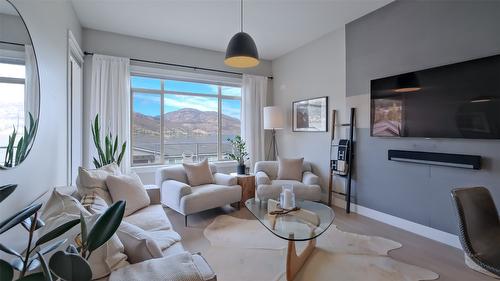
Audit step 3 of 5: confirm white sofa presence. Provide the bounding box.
[156,164,242,226]
[254,161,322,202]
[24,185,216,281]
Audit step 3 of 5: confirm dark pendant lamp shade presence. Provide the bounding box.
[225,32,259,68]
[224,0,260,68]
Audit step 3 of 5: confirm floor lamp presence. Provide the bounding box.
[264,106,284,160]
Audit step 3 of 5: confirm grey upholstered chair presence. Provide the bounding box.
[451,186,500,277]
[156,163,241,226]
[254,161,322,202]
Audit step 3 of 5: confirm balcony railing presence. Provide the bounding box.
[132,142,232,165]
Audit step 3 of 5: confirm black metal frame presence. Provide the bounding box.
[291,96,329,132]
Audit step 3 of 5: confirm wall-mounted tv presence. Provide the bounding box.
[370,54,500,139]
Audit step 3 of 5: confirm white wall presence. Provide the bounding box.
[81,28,273,184]
[0,0,82,221]
[272,27,347,201]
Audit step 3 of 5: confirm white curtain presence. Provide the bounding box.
[24,45,39,124]
[86,54,130,173]
[241,74,268,171]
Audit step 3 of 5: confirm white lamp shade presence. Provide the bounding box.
[263,106,284,130]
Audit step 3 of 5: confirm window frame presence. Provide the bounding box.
[130,66,242,167]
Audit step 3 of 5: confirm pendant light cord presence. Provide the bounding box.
[240,0,243,32]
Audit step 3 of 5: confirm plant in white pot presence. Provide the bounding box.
[226,136,249,175]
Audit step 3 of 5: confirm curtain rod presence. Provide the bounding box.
[0,40,25,47]
[84,51,273,80]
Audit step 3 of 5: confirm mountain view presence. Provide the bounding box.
[133,108,240,137]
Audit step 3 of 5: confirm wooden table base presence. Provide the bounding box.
[286,238,316,281]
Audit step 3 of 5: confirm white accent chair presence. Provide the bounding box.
[254,161,322,202]
[156,164,241,226]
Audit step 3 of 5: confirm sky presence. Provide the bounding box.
[131,76,241,119]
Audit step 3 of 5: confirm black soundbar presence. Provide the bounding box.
[388,150,481,170]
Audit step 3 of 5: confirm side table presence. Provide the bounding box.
[230,173,255,205]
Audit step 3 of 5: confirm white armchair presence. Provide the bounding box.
[254,161,322,202]
[156,164,241,226]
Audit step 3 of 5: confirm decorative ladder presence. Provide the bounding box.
[328,108,356,213]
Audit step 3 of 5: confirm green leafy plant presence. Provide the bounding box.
[3,113,38,168]
[226,136,249,165]
[91,114,126,168]
[0,184,72,280]
[0,184,126,281]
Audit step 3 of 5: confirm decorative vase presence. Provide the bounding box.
[237,164,246,175]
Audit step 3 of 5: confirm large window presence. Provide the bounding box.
[0,61,25,158]
[131,75,241,166]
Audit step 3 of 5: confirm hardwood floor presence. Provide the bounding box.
[165,205,495,281]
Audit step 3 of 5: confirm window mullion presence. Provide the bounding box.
[160,80,165,164]
[217,86,222,161]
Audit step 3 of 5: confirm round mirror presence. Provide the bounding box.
[0,0,40,169]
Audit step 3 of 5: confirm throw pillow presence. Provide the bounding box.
[182,159,214,186]
[277,157,304,181]
[81,193,109,214]
[41,188,90,221]
[39,190,129,280]
[106,173,150,216]
[117,221,163,264]
[76,163,121,204]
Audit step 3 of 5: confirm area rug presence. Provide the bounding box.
[203,215,439,281]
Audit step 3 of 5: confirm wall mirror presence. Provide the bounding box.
[0,0,40,169]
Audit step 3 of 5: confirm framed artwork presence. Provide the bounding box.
[292,96,328,132]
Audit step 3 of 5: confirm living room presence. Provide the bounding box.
[1,0,499,280]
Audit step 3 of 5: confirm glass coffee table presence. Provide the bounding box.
[245,198,335,281]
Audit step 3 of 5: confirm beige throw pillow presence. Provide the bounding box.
[81,193,109,214]
[117,222,163,264]
[39,189,129,280]
[106,173,150,216]
[183,159,214,186]
[76,163,121,204]
[41,188,89,221]
[277,157,304,181]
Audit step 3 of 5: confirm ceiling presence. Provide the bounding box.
[71,0,392,60]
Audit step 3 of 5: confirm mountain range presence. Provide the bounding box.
[133,108,240,137]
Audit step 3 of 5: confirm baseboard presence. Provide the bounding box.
[332,197,462,249]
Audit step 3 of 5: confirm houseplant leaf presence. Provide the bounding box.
[85,200,125,253]
[49,250,92,281]
[0,184,16,203]
[0,259,13,281]
[0,243,22,258]
[0,203,42,235]
[16,272,45,281]
[35,219,79,247]
[37,252,52,281]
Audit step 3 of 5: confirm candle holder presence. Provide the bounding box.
[280,184,296,210]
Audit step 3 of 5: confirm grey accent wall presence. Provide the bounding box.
[346,0,500,234]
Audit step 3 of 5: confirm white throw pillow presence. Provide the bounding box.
[81,193,109,214]
[76,163,121,204]
[39,190,129,280]
[117,221,163,264]
[41,188,89,221]
[182,159,214,186]
[277,157,304,181]
[106,173,150,216]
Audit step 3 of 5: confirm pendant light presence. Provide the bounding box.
[224,0,260,68]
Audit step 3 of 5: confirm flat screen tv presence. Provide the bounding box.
[370,54,500,139]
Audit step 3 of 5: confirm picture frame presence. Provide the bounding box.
[292,96,328,132]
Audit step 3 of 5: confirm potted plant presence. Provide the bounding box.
[91,114,127,168]
[0,184,126,281]
[226,136,249,175]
